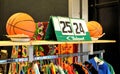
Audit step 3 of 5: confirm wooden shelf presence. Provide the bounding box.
[0,40,116,46]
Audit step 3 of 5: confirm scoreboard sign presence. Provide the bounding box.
[45,16,91,41]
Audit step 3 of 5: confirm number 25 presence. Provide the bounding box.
[60,21,72,33]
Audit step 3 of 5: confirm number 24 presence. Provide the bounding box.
[60,21,85,34]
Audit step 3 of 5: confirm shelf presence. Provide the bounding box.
[0,40,116,46]
[0,50,105,64]
[0,58,28,64]
[0,51,89,64]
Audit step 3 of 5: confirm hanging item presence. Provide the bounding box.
[0,49,8,74]
[88,56,114,74]
[56,44,74,66]
[33,22,48,40]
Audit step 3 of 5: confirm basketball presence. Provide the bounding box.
[86,21,103,38]
[6,12,36,37]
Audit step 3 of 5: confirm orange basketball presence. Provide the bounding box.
[86,21,103,38]
[6,12,36,37]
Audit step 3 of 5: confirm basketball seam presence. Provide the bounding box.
[8,13,23,34]
[14,20,34,34]
[90,28,101,37]
[95,24,102,36]
[88,22,102,37]
[89,22,98,30]
[8,20,35,33]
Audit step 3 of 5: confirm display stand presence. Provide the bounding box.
[0,16,116,74]
[0,40,116,64]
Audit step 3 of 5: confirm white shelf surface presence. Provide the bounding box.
[0,40,116,46]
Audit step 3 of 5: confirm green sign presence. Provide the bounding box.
[45,16,91,41]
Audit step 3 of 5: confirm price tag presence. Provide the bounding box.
[45,16,91,41]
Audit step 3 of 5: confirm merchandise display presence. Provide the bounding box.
[0,40,116,74]
[0,17,116,74]
[0,0,119,73]
[88,57,115,74]
[6,12,36,38]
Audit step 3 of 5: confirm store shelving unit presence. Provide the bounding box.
[0,40,116,64]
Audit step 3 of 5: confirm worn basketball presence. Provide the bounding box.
[6,12,36,37]
[86,21,103,38]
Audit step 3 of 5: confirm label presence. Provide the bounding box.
[45,16,91,41]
